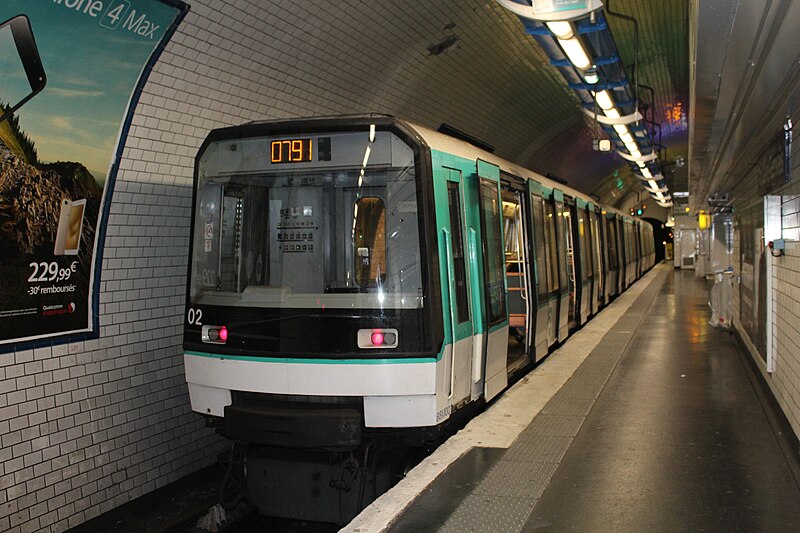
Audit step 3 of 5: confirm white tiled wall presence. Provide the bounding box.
[731,109,800,444]
[768,239,800,434]
[0,2,578,531]
[1,1,796,530]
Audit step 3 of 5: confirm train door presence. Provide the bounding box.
[626,219,636,287]
[564,197,578,330]
[631,220,643,279]
[635,220,643,278]
[604,213,618,299]
[541,188,561,349]
[527,180,551,360]
[441,168,474,406]
[640,223,646,271]
[574,199,591,325]
[553,190,570,342]
[589,204,603,313]
[616,215,627,292]
[500,179,534,375]
[475,160,510,401]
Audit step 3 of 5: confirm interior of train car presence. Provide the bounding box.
[490,168,655,384]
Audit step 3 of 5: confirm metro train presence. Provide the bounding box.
[182,115,655,520]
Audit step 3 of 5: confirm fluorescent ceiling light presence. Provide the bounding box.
[558,37,591,69]
[637,161,646,168]
[655,191,664,200]
[594,90,614,110]
[647,179,658,189]
[629,149,642,159]
[642,168,652,178]
[546,21,573,39]
[620,132,634,144]
[613,124,628,135]
[604,108,621,119]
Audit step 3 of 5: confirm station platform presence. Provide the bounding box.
[71,264,800,533]
[345,264,800,532]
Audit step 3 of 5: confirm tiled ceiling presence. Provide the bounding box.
[156,0,800,214]
[507,0,691,208]
[162,0,693,210]
[377,0,692,209]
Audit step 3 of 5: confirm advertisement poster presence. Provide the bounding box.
[0,0,187,347]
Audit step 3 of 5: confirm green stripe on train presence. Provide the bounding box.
[185,350,437,364]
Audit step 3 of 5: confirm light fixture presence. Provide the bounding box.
[593,139,612,151]
[545,22,593,70]
[546,21,573,39]
[557,37,592,69]
[594,90,614,111]
[584,65,599,84]
[498,4,669,203]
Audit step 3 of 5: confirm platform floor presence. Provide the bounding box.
[350,266,800,532]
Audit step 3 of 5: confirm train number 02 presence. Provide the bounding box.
[187,308,203,325]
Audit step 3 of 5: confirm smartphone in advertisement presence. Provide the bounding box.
[54,199,86,256]
[0,15,47,125]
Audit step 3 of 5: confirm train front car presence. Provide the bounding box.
[182,116,444,520]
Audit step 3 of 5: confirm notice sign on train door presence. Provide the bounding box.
[0,0,188,348]
[204,223,213,252]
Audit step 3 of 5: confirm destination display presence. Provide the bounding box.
[270,137,331,164]
[270,139,313,163]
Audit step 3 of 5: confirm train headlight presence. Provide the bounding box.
[358,328,398,349]
[202,325,228,344]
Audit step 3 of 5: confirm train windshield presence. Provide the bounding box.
[190,129,423,311]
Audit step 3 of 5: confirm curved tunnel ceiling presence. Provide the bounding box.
[156,0,689,209]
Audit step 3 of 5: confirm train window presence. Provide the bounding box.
[532,195,548,299]
[607,219,619,270]
[591,210,602,278]
[587,209,595,280]
[353,197,387,288]
[190,129,423,311]
[544,201,559,293]
[555,199,569,292]
[447,181,470,323]
[626,222,634,265]
[624,223,630,264]
[479,179,506,325]
[578,207,589,283]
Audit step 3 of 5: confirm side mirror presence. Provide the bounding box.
[0,15,47,125]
